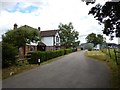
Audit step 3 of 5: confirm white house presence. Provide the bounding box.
[40,29,61,51]
[13,24,61,58]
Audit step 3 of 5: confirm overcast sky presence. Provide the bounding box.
[0,0,119,44]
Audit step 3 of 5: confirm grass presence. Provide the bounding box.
[85,50,120,88]
[2,55,64,80]
[2,61,39,79]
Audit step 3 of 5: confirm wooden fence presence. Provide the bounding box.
[107,46,120,65]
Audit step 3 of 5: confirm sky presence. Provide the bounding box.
[0,0,119,44]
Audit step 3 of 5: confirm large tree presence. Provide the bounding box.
[2,25,40,56]
[82,0,120,40]
[3,25,40,49]
[86,33,104,46]
[58,22,79,48]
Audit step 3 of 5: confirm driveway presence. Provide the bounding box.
[2,51,111,88]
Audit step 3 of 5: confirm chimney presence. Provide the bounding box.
[14,23,17,30]
[38,27,41,32]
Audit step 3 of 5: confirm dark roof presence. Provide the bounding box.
[16,24,59,37]
[40,30,59,37]
[38,42,46,46]
[18,25,37,30]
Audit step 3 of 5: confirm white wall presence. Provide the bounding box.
[41,37,53,46]
[118,37,120,44]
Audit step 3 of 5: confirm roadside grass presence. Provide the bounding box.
[2,61,38,79]
[85,50,120,88]
[2,55,64,80]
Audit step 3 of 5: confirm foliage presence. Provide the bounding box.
[2,42,18,68]
[86,33,104,46]
[58,22,79,48]
[2,25,40,48]
[64,49,72,55]
[85,43,94,51]
[82,1,120,39]
[27,49,74,64]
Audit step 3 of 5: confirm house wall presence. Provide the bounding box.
[118,37,120,44]
[41,37,54,46]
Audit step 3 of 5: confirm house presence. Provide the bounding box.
[13,24,61,58]
[39,29,61,51]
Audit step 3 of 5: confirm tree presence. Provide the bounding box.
[82,0,120,39]
[86,33,97,46]
[86,33,104,46]
[85,43,94,51]
[2,42,18,68]
[3,25,40,48]
[2,25,40,56]
[58,22,79,48]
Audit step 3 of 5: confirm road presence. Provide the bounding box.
[2,51,111,88]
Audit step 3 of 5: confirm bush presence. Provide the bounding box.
[72,48,77,52]
[27,49,73,64]
[2,43,18,68]
[64,49,72,55]
[88,48,92,51]
[85,43,94,51]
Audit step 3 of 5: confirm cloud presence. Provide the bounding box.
[2,2,41,13]
[0,0,119,43]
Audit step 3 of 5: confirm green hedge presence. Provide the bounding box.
[27,48,75,64]
[64,49,72,55]
[2,43,18,68]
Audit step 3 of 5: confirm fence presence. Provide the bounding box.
[113,47,120,65]
[107,47,120,65]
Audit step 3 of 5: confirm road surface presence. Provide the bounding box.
[2,51,111,88]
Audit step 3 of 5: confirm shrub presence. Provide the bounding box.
[85,43,94,51]
[72,48,77,52]
[27,49,73,64]
[2,43,18,68]
[64,49,72,55]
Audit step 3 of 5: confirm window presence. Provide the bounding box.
[56,36,59,42]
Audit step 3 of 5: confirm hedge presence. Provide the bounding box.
[27,48,76,64]
[2,43,18,68]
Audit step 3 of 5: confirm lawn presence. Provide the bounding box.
[85,50,120,88]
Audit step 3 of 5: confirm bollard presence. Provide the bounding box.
[38,58,40,65]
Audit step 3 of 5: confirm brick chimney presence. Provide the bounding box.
[14,23,17,30]
[38,27,41,32]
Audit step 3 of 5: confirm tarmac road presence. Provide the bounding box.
[2,51,111,88]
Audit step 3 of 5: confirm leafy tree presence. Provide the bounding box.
[85,43,94,51]
[2,25,40,55]
[58,22,79,48]
[82,0,120,39]
[86,33,104,46]
[2,42,18,68]
[97,34,104,44]
[3,25,40,48]
[86,33,97,46]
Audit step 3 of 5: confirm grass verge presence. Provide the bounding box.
[85,50,120,88]
[2,55,64,80]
